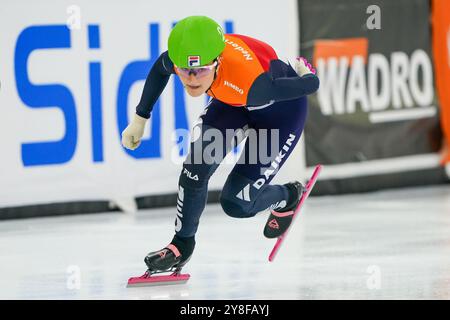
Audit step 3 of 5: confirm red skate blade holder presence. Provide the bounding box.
[268,164,322,262]
[127,271,190,287]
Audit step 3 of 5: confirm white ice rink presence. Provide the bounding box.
[1,185,450,300]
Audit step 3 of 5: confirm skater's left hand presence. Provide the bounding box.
[295,57,316,76]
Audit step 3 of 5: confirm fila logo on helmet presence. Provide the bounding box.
[188,55,200,67]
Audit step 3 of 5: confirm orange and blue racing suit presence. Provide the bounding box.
[135,33,319,246]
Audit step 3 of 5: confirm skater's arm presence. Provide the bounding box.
[272,73,320,97]
[136,51,174,119]
[247,73,320,105]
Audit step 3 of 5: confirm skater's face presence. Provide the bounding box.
[175,59,219,97]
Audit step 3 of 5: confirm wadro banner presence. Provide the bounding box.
[298,0,449,194]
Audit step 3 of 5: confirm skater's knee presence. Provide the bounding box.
[220,177,247,217]
[219,194,253,218]
[219,173,259,218]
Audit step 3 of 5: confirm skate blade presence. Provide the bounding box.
[268,164,322,262]
[127,273,190,287]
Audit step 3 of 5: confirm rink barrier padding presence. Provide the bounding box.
[0,191,222,220]
[3,169,447,220]
[0,200,115,220]
[310,167,448,195]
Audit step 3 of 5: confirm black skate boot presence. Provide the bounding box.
[263,181,305,239]
[127,235,195,287]
[144,235,195,275]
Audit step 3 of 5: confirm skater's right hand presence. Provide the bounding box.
[121,113,148,150]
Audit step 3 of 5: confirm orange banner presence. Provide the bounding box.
[313,38,369,67]
[432,0,450,165]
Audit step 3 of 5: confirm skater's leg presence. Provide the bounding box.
[219,96,308,219]
[145,99,249,271]
[175,99,249,238]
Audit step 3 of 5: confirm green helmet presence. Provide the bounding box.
[168,16,225,68]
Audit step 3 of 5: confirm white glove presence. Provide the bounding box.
[294,57,316,76]
[121,113,148,150]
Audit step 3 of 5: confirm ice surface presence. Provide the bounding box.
[0,185,449,299]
